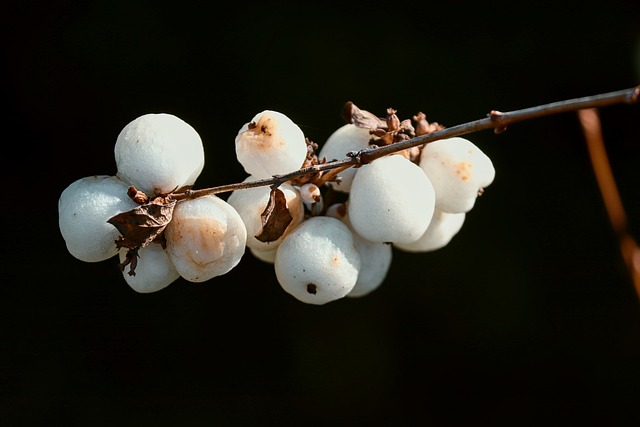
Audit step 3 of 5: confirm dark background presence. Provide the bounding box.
[4,0,640,425]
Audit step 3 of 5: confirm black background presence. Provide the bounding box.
[4,0,640,425]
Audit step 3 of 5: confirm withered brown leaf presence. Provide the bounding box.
[107,197,176,250]
[255,187,293,243]
[342,101,386,130]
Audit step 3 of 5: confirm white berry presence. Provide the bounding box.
[419,137,495,213]
[348,154,436,244]
[328,203,392,298]
[274,216,361,305]
[114,113,205,196]
[235,110,308,178]
[58,175,137,262]
[164,195,247,283]
[119,243,180,293]
[394,209,465,253]
[249,247,278,264]
[318,124,372,192]
[226,178,304,251]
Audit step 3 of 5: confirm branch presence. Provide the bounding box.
[359,86,640,163]
[170,159,356,201]
[171,86,640,200]
[578,108,640,300]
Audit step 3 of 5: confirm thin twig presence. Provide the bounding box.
[170,160,357,200]
[359,86,640,163]
[578,108,640,300]
[171,86,640,200]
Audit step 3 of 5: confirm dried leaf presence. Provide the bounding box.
[108,197,176,250]
[342,101,386,130]
[255,187,293,243]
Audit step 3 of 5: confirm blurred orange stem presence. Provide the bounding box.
[578,108,640,300]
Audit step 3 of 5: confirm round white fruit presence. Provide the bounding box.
[274,216,361,305]
[348,236,392,298]
[328,204,392,298]
[249,247,277,264]
[318,124,373,193]
[114,113,205,196]
[226,178,304,251]
[419,137,495,213]
[59,175,138,262]
[348,154,436,244]
[119,244,180,293]
[164,195,247,283]
[235,110,308,178]
[394,209,465,253]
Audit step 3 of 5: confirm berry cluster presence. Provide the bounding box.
[58,113,246,293]
[58,105,495,304]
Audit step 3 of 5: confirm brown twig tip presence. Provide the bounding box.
[627,86,640,103]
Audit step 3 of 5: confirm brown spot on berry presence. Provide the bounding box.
[455,160,473,181]
[306,283,317,294]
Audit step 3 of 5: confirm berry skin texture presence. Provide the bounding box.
[249,247,277,264]
[119,244,180,293]
[348,154,436,244]
[327,201,393,297]
[419,137,495,213]
[114,113,205,196]
[58,175,138,262]
[394,209,465,253]
[274,216,361,305]
[318,123,373,193]
[328,203,392,298]
[234,110,308,178]
[164,195,247,283]
[347,235,392,298]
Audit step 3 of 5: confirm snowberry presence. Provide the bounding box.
[348,236,393,298]
[327,203,393,298]
[249,247,277,264]
[318,124,373,193]
[114,113,205,196]
[394,209,465,253]
[119,244,180,293]
[419,137,495,213]
[164,195,247,283]
[226,178,304,251]
[274,216,361,305]
[235,110,308,178]
[348,154,436,244]
[59,175,138,262]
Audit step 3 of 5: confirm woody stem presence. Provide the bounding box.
[171,86,640,201]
